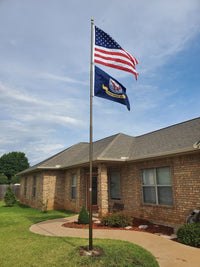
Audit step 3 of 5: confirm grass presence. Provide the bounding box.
[0,201,159,267]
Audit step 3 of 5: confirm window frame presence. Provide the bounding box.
[24,177,27,196]
[71,173,76,200]
[109,172,121,200]
[142,167,173,206]
[32,176,37,198]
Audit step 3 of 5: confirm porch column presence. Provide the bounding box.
[98,163,109,217]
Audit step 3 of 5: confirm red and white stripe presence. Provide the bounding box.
[94,45,138,80]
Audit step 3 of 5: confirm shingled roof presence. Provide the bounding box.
[18,117,200,175]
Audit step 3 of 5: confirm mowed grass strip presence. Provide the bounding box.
[0,201,159,267]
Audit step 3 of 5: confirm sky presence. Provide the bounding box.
[0,0,200,166]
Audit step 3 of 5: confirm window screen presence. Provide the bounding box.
[110,172,120,199]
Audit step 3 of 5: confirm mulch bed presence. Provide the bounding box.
[62,217,174,236]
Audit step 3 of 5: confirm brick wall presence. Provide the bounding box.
[79,168,87,209]
[43,170,66,210]
[63,168,87,213]
[19,167,87,212]
[98,163,109,216]
[20,172,43,209]
[108,152,200,227]
[19,151,200,227]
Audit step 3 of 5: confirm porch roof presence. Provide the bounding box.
[18,117,200,175]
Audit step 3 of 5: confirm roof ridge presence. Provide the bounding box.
[136,117,200,138]
[93,133,119,144]
[127,136,136,157]
[97,133,123,159]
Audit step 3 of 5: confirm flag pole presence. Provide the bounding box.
[89,18,94,251]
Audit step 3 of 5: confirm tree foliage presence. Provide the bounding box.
[11,175,20,184]
[0,173,9,184]
[0,152,30,183]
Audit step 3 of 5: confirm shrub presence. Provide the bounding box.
[101,212,132,228]
[4,186,16,207]
[78,206,89,224]
[40,200,48,213]
[177,223,200,247]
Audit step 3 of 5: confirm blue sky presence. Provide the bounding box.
[0,0,200,165]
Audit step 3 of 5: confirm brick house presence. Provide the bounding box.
[18,117,200,227]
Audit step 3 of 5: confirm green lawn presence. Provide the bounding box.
[0,201,159,267]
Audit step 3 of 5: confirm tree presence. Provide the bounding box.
[4,186,16,207]
[0,152,30,183]
[0,173,9,184]
[11,175,20,184]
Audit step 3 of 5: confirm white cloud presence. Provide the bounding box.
[0,81,85,125]
[27,143,65,164]
[38,72,87,85]
[0,82,39,104]
[0,80,88,164]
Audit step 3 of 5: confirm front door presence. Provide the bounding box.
[87,176,98,210]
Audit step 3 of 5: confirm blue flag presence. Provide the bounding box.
[94,66,130,111]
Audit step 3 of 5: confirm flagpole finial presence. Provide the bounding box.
[91,18,94,22]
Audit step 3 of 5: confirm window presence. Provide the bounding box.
[32,176,37,198]
[71,174,76,199]
[142,167,173,206]
[24,177,27,196]
[109,172,121,200]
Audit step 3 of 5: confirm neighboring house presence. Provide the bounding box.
[18,117,200,227]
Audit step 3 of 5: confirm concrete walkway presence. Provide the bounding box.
[30,215,200,267]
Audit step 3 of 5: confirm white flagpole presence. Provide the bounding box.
[89,18,94,251]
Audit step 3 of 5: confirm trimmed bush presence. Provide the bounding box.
[177,223,200,247]
[101,212,132,228]
[78,206,89,224]
[4,186,16,207]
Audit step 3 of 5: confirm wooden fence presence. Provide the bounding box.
[0,184,20,201]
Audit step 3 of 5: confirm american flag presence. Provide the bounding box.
[94,26,138,80]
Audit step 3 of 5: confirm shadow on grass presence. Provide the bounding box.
[58,236,78,248]
[1,200,31,208]
[26,209,76,224]
[1,201,29,208]
[26,215,68,224]
[17,202,31,209]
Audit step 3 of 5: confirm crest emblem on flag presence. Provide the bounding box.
[109,79,123,94]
